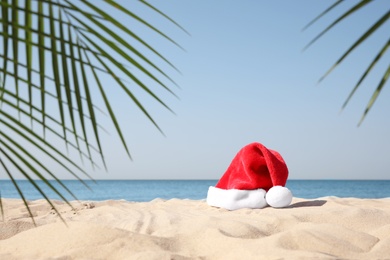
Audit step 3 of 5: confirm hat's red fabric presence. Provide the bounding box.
[216,142,288,191]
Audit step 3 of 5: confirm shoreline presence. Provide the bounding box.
[1,197,390,259]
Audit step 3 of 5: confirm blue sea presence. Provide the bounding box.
[1,180,390,201]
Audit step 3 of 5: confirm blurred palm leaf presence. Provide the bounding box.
[0,0,185,221]
[304,0,390,125]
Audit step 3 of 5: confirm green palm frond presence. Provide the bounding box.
[304,0,390,125]
[0,0,182,221]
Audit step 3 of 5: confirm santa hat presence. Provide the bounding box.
[207,142,292,210]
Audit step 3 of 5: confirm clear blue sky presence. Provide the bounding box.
[58,1,390,180]
[80,0,388,180]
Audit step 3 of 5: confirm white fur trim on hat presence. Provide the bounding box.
[206,186,268,210]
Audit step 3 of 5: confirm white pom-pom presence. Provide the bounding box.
[265,186,292,208]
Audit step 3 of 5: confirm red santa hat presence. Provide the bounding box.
[207,142,292,210]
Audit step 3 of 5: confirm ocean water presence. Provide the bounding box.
[1,180,390,201]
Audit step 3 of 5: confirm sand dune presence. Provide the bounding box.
[1,197,390,259]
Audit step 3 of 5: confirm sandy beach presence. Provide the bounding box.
[1,197,390,260]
